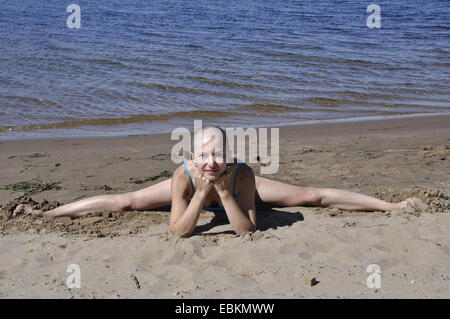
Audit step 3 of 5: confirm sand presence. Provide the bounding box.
[0,113,449,298]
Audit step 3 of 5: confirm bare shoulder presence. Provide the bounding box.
[171,165,192,198]
[172,164,190,184]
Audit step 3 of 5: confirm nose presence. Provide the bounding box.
[207,154,216,167]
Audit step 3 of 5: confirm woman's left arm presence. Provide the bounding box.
[215,166,256,234]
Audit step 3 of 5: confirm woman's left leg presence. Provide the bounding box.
[255,176,405,211]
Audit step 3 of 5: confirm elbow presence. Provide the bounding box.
[235,223,256,235]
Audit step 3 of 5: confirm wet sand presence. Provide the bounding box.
[0,113,449,298]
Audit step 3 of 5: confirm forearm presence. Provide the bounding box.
[171,192,205,237]
[219,193,256,234]
[319,188,399,211]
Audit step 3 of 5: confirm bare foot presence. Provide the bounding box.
[13,204,43,217]
[398,197,427,210]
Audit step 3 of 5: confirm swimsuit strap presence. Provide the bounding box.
[183,160,195,198]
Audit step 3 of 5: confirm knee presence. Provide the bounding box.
[308,188,323,206]
[116,194,133,211]
[293,188,322,206]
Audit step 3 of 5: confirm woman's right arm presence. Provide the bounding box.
[169,168,211,237]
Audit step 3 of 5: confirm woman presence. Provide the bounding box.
[15,126,415,237]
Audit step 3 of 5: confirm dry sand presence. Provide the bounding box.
[0,114,449,298]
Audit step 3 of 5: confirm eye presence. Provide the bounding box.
[215,152,225,162]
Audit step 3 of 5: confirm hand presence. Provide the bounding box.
[193,167,214,196]
[213,165,234,197]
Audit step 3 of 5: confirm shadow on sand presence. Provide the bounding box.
[194,204,305,235]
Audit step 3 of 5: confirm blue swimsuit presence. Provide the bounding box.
[183,161,242,211]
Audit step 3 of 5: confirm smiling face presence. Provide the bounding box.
[192,126,228,181]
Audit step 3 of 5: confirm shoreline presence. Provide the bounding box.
[0,111,448,151]
[1,111,449,143]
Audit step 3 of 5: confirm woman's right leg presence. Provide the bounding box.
[20,178,173,218]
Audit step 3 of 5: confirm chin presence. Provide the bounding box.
[205,175,219,181]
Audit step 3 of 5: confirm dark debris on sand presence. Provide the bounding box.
[0,180,62,195]
[129,170,172,184]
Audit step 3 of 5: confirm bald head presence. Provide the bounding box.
[193,125,229,162]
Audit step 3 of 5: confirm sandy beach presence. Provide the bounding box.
[0,114,449,298]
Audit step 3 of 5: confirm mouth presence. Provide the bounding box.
[204,168,219,175]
